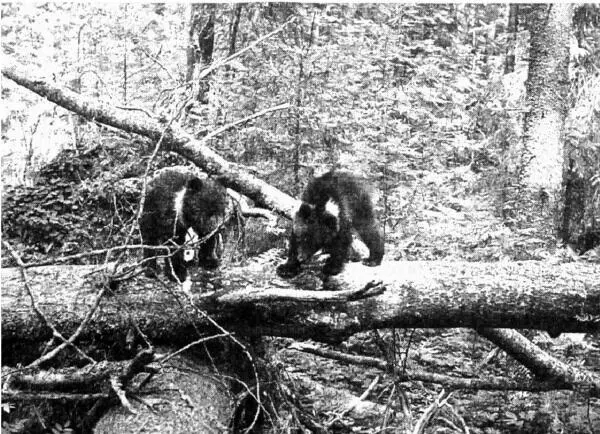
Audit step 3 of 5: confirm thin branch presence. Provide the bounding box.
[136,47,175,81]
[114,105,156,119]
[413,390,452,434]
[110,376,136,414]
[159,333,230,365]
[325,375,380,428]
[289,342,575,393]
[13,244,169,268]
[197,17,295,82]
[203,102,291,143]
[2,391,109,402]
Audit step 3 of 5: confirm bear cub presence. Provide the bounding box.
[277,171,384,277]
[140,166,230,282]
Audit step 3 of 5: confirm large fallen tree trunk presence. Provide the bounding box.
[3,260,599,349]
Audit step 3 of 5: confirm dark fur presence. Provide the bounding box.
[277,171,384,277]
[140,167,230,281]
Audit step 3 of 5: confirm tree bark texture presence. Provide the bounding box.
[93,355,233,434]
[477,328,600,395]
[3,260,599,352]
[522,4,572,192]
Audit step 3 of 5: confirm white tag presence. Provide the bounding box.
[184,227,199,262]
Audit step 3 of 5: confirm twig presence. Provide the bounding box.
[136,47,175,81]
[202,102,291,142]
[289,342,573,392]
[326,375,380,428]
[159,333,230,365]
[442,403,470,434]
[14,244,169,268]
[197,17,296,82]
[110,377,136,414]
[412,390,452,434]
[114,105,156,119]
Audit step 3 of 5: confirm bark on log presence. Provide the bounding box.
[93,355,233,434]
[2,260,599,351]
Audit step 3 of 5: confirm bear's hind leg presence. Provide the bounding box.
[322,230,352,275]
[356,222,384,266]
[277,232,302,277]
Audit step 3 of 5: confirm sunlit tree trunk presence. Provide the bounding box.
[504,4,518,74]
[519,4,573,237]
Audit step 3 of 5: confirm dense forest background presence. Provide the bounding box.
[3,3,598,264]
[1,3,599,434]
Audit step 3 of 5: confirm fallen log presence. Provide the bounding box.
[2,259,599,352]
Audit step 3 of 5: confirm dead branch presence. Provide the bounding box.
[477,328,600,392]
[325,375,380,429]
[2,349,156,403]
[227,188,277,221]
[289,341,596,394]
[204,103,291,142]
[289,372,386,423]
[413,390,453,434]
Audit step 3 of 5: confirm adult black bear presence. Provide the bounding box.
[277,171,384,277]
[140,167,231,282]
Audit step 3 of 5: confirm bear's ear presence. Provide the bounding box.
[297,203,314,219]
[187,177,203,191]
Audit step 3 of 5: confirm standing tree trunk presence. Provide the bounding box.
[186,4,215,104]
[228,3,243,56]
[519,4,573,239]
[291,12,317,194]
[560,157,586,243]
[504,4,519,74]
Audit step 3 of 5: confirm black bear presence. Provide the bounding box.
[277,171,384,277]
[139,166,231,282]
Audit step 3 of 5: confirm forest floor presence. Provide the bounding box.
[271,327,599,433]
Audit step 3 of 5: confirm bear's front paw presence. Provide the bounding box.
[322,262,344,276]
[362,258,381,267]
[277,262,301,278]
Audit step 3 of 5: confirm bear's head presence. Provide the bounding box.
[292,199,340,262]
[180,177,230,268]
